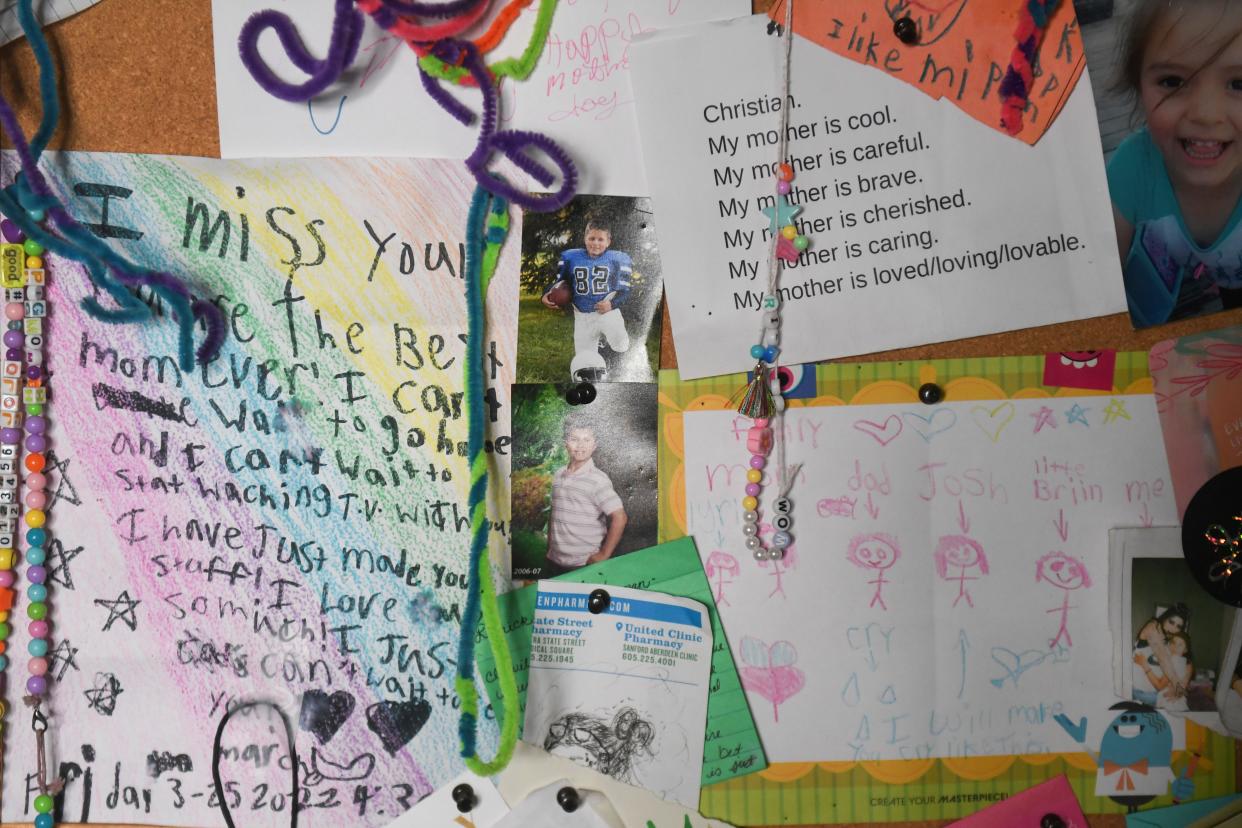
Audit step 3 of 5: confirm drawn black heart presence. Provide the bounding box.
[299,690,356,745]
[366,699,432,755]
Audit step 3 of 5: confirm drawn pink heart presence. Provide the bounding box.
[853,415,903,446]
[740,666,805,723]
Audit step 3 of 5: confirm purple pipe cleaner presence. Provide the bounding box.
[239,0,363,102]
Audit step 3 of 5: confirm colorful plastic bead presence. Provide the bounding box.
[25,256,42,270]
[764,346,780,363]
[35,814,53,828]
[742,523,758,537]
[27,584,46,602]
[28,620,48,638]
[0,548,12,569]
[25,547,45,566]
[27,527,45,545]
[0,570,12,588]
[741,496,758,511]
[793,235,810,251]
[28,657,47,676]
[26,471,45,489]
[25,508,45,528]
[749,345,765,360]
[4,303,22,321]
[26,602,46,620]
[742,510,759,524]
[776,180,791,195]
[25,675,46,696]
[0,428,19,444]
[747,426,773,456]
[25,365,41,382]
[745,483,761,497]
[0,219,22,243]
[22,239,43,257]
[2,330,21,348]
[0,621,9,639]
[745,536,762,551]
[25,491,46,510]
[772,531,792,548]
[24,434,46,453]
[26,564,45,583]
[26,403,42,415]
[750,455,766,470]
[781,225,797,240]
[28,637,47,657]
[746,468,762,484]
[777,163,794,182]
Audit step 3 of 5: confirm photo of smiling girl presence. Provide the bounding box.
[1103,0,1242,325]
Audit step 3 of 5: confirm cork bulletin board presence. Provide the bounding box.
[0,1,1240,827]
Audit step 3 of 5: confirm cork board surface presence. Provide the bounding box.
[0,1,1237,827]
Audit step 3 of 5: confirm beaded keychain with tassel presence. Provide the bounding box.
[733,0,805,563]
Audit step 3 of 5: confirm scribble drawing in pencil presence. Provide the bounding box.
[544,707,655,785]
[1036,551,1093,650]
[934,534,989,608]
[846,533,900,610]
[705,550,739,606]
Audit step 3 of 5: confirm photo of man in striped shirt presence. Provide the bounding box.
[545,415,629,576]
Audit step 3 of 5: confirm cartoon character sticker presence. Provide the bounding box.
[1036,551,1092,649]
[1055,702,1194,812]
[847,533,900,611]
[933,534,989,608]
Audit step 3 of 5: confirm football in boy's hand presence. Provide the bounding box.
[544,281,572,309]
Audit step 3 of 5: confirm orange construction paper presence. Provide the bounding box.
[769,0,1086,145]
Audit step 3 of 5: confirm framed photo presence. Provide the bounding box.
[510,383,658,579]
[1111,527,1242,726]
[517,194,663,383]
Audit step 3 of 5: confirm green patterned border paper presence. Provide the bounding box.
[658,353,1238,824]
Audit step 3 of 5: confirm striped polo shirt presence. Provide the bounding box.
[547,458,623,567]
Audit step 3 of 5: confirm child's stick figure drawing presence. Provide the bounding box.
[846,533,900,611]
[705,550,739,606]
[933,534,989,608]
[1036,551,1092,650]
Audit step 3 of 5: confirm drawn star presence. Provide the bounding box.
[83,672,124,716]
[49,638,80,681]
[94,590,141,632]
[46,538,83,591]
[1065,403,1090,427]
[761,194,802,237]
[1103,397,1132,424]
[45,451,81,509]
[1030,405,1058,433]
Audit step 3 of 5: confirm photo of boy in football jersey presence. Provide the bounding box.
[517,194,663,384]
[541,217,634,382]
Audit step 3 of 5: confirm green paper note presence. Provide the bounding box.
[477,537,767,787]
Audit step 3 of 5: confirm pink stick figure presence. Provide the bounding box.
[705,551,740,607]
[933,535,989,609]
[847,533,901,611]
[1036,551,1092,650]
[757,529,797,599]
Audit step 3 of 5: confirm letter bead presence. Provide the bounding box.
[774,497,793,514]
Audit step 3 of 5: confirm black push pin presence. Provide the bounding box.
[893,16,919,45]
[566,385,582,405]
[451,783,475,813]
[575,382,596,404]
[918,382,943,405]
[1040,814,1066,828]
[588,588,610,614]
[556,786,580,813]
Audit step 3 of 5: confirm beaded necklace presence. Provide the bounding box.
[735,0,806,563]
[0,208,60,827]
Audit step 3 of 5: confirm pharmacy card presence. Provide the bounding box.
[524,583,712,808]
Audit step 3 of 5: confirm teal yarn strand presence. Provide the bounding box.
[15,0,59,163]
[453,183,520,775]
